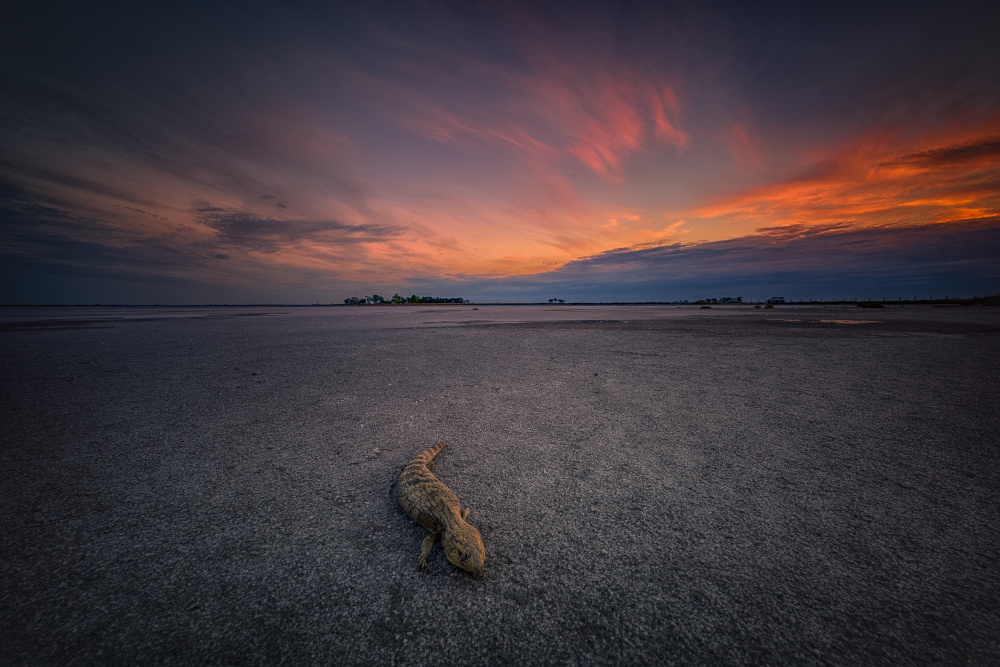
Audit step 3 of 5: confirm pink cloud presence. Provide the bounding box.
[530,71,687,179]
[344,35,687,182]
[648,83,686,146]
[724,121,764,169]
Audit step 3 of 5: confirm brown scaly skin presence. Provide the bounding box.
[396,441,485,574]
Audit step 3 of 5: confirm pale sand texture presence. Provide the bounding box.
[2,304,998,665]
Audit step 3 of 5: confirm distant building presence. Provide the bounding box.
[767,296,786,304]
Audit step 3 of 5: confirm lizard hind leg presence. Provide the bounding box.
[418,532,441,569]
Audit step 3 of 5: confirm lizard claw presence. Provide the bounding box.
[418,532,439,569]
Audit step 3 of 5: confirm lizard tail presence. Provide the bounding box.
[411,440,447,466]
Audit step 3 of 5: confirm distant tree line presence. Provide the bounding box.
[344,294,468,304]
[696,296,743,304]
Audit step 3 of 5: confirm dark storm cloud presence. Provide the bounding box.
[194,208,403,253]
[714,1,1000,133]
[0,192,347,304]
[883,136,1000,168]
[0,178,26,201]
[0,73,329,206]
[559,221,1000,280]
[0,195,207,275]
[0,3,369,209]
[0,163,165,209]
[1,189,101,239]
[0,189,266,302]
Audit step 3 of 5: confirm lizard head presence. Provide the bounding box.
[443,523,485,574]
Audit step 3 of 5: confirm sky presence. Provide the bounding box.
[2,0,999,304]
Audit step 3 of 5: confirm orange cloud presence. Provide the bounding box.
[689,121,1000,236]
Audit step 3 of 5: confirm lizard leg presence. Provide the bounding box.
[418,532,441,568]
[426,461,435,471]
[461,507,470,521]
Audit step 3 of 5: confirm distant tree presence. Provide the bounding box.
[409,295,420,303]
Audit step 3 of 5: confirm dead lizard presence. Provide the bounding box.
[396,441,485,574]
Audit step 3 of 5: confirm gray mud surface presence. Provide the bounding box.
[2,304,999,665]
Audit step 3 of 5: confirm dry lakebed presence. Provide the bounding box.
[2,304,998,665]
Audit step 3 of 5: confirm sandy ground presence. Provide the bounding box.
[1,304,998,665]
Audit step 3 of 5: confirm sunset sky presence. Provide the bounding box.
[2,1,998,303]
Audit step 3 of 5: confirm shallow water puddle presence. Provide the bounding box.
[816,319,883,324]
[780,318,883,324]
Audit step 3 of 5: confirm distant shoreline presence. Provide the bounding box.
[2,297,997,308]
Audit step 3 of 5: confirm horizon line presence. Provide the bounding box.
[3,296,998,308]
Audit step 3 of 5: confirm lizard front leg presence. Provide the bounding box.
[461,507,470,520]
[418,532,441,568]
